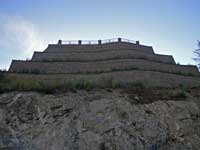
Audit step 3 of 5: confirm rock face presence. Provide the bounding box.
[0,90,200,150]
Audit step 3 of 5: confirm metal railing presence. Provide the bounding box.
[58,38,137,45]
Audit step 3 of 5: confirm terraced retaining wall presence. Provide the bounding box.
[9,59,200,76]
[32,50,175,64]
[7,39,200,88]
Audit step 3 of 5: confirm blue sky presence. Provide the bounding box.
[0,0,200,69]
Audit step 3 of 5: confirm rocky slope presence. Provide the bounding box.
[0,89,200,150]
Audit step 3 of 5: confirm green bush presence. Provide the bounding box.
[178,83,189,91]
[0,78,96,94]
[67,78,95,92]
[33,80,57,93]
[99,76,113,88]
[111,79,121,89]
[0,72,5,81]
[187,73,193,76]
[0,76,122,94]
[31,69,41,74]
[20,69,29,73]
[173,89,188,99]
[130,81,145,90]
[67,79,83,92]
[83,79,95,91]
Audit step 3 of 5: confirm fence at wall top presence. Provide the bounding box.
[60,38,137,45]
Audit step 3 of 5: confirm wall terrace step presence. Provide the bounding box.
[9,59,199,76]
[32,50,175,64]
[44,42,154,54]
[7,70,200,88]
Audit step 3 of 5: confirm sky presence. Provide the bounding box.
[0,0,200,69]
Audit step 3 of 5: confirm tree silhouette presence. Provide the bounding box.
[194,41,200,69]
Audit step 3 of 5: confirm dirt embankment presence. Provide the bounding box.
[0,88,200,150]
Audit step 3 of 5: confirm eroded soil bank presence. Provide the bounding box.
[0,88,200,150]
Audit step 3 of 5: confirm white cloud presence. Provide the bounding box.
[0,14,47,59]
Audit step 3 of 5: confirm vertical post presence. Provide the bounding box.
[98,40,102,45]
[118,38,122,42]
[136,41,140,45]
[58,40,62,45]
[78,40,82,45]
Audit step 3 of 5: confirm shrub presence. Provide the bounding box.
[130,81,145,90]
[99,76,113,88]
[83,79,95,91]
[111,79,121,89]
[0,70,5,81]
[187,73,194,76]
[175,72,184,76]
[67,79,83,92]
[99,76,122,89]
[111,67,139,72]
[67,78,95,92]
[0,70,8,93]
[178,83,188,91]
[111,68,121,72]
[0,76,123,94]
[173,89,188,99]
[31,69,40,74]
[0,79,53,94]
[36,81,55,94]
[21,69,29,73]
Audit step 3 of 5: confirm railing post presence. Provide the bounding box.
[118,38,122,42]
[78,40,82,45]
[58,40,62,45]
[136,41,140,45]
[98,40,102,45]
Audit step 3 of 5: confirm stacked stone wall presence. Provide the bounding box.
[7,70,200,88]
[32,50,175,64]
[45,42,154,54]
[9,59,199,76]
[7,40,200,88]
